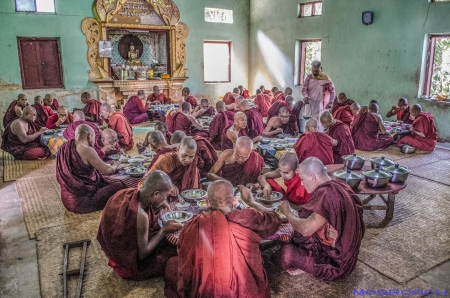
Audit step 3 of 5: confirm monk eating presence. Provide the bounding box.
[100,103,134,150]
[31,96,54,128]
[46,106,74,129]
[195,98,215,117]
[267,94,291,120]
[294,118,335,165]
[44,94,59,110]
[123,91,149,124]
[222,88,239,105]
[253,89,272,117]
[155,121,172,144]
[147,85,172,104]
[320,111,355,164]
[257,152,311,206]
[272,157,365,281]
[56,124,125,213]
[208,101,235,149]
[398,104,438,151]
[208,136,265,186]
[351,103,394,151]
[263,106,299,137]
[169,102,205,136]
[238,99,264,139]
[138,137,200,192]
[272,87,286,104]
[386,97,413,124]
[164,180,281,298]
[260,85,272,95]
[98,170,181,281]
[77,92,102,125]
[238,85,250,98]
[1,106,50,160]
[193,134,218,178]
[144,131,178,168]
[3,94,28,128]
[182,87,198,109]
[329,93,355,114]
[221,112,262,150]
[98,128,121,158]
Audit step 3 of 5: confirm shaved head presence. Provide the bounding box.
[305,118,319,132]
[285,96,294,107]
[22,106,36,117]
[320,111,333,122]
[234,136,253,164]
[279,152,299,171]
[75,124,94,140]
[147,130,166,147]
[369,100,378,105]
[57,106,68,113]
[216,101,225,111]
[237,100,250,111]
[398,97,408,106]
[369,103,379,113]
[236,136,253,150]
[207,180,235,209]
[234,112,246,122]
[256,89,262,95]
[34,96,42,103]
[285,87,292,95]
[299,157,327,177]
[350,102,360,111]
[180,136,197,151]
[140,170,173,196]
[279,106,290,114]
[73,110,86,121]
[233,87,239,94]
[100,103,114,112]
[271,87,279,93]
[154,121,168,134]
[182,101,192,112]
[411,104,422,113]
[101,128,117,139]
[170,130,187,145]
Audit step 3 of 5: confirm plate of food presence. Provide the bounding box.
[43,129,55,135]
[160,211,193,224]
[58,124,68,128]
[181,189,207,202]
[108,154,121,160]
[142,151,154,157]
[255,191,283,204]
[125,166,147,178]
[143,162,151,168]
[118,163,130,169]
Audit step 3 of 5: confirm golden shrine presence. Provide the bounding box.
[81,0,188,106]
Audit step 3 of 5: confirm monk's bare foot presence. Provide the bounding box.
[286,268,306,276]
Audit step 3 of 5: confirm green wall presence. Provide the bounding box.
[249,0,450,141]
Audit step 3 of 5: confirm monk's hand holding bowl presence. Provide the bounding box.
[262,184,272,199]
[161,220,183,235]
[278,201,292,216]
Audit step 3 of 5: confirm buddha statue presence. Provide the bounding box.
[126,43,142,66]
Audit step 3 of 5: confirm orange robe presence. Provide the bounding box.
[83,99,102,125]
[294,132,334,165]
[267,174,311,205]
[398,112,437,151]
[46,113,74,129]
[108,111,134,150]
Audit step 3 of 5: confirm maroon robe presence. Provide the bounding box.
[392,105,413,124]
[63,120,103,158]
[147,93,172,104]
[220,124,248,150]
[327,120,355,164]
[331,99,354,114]
[50,98,59,110]
[269,115,298,136]
[97,188,176,281]
[254,94,271,117]
[241,88,250,98]
[3,100,22,128]
[351,112,394,151]
[200,106,216,117]
[83,99,102,125]
[267,174,311,205]
[272,91,285,104]
[244,108,264,139]
[123,96,149,124]
[267,101,290,120]
[46,113,74,129]
[1,121,50,160]
[108,111,134,150]
[294,132,334,165]
[193,135,218,178]
[170,112,193,135]
[292,100,305,130]
[398,112,437,151]
[56,140,125,213]
[208,111,235,150]
[275,180,364,281]
[222,92,236,105]
[165,209,281,298]
[219,150,264,186]
[185,95,198,108]
[147,147,177,169]
[31,103,51,128]
[333,105,354,127]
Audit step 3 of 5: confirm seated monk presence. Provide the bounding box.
[257,152,311,206]
[169,130,186,145]
[260,85,272,95]
[320,111,355,164]
[31,95,54,128]
[272,87,285,104]
[169,102,205,136]
[164,180,281,298]
[294,119,335,165]
[195,98,215,117]
[222,88,239,105]
[3,94,28,128]
[138,137,200,192]
[221,112,262,150]
[208,136,265,186]
[123,91,149,124]
[253,89,272,117]
[193,134,218,178]
[76,92,102,125]
[398,104,438,151]
[1,106,50,160]
[98,128,122,158]
[386,97,413,124]
[267,95,291,120]
[333,105,354,127]
[145,131,178,168]
[46,106,73,129]
[263,106,299,137]
[147,85,172,104]
[328,93,355,114]
[44,94,59,110]
[271,157,364,281]
[56,124,125,213]
[98,170,181,281]
[238,100,264,139]
[100,103,134,150]
[155,121,172,144]
[351,103,394,151]
[182,87,198,109]
[238,85,250,98]
[208,101,235,149]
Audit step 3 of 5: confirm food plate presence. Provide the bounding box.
[125,167,147,178]
[160,211,193,224]
[118,163,130,169]
[143,162,151,168]
[142,151,154,157]
[181,189,207,202]
[43,130,55,135]
[108,154,121,160]
[256,191,283,204]
[58,124,68,128]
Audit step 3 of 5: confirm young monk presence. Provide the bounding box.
[294,118,335,165]
[333,103,354,127]
[31,95,54,128]
[100,103,134,150]
[123,91,149,124]
[169,102,204,135]
[1,106,50,160]
[267,95,291,120]
[328,93,355,114]
[253,89,272,117]
[195,98,215,117]
[221,112,262,150]
[56,124,125,213]
[98,170,182,281]
[208,136,265,186]
[147,85,172,104]
[263,106,299,137]
[164,180,281,298]
[398,104,438,151]
[320,111,355,164]
[351,102,394,151]
[386,97,413,124]
[76,92,102,125]
[44,94,59,110]
[272,87,285,104]
[208,101,235,149]
[350,102,361,117]
[3,94,28,128]
[222,88,239,105]
[46,106,74,129]
[138,137,200,192]
[182,87,198,109]
[145,131,178,168]
[257,152,311,207]
[238,100,264,139]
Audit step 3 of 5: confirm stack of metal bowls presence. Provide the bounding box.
[362,168,392,188]
[383,163,410,183]
[333,168,363,189]
[342,153,366,170]
[370,156,395,169]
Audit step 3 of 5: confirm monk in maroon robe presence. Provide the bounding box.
[238,85,250,99]
[3,94,28,128]
[220,112,249,150]
[272,89,285,104]
[123,92,149,124]
[56,124,125,213]
[100,103,134,150]
[294,119,334,165]
[351,103,394,151]
[193,135,218,178]
[398,104,438,151]
[267,100,291,120]
[147,86,172,104]
[238,100,264,139]
[169,102,205,136]
[140,131,178,168]
[98,170,181,281]
[260,85,272,96]
[31,96,53,128]
[272,157,364,281]
[182,87,198,109]
[208,101,235,149]
[153,121,172,145]
[328,93,355,114]
[263,106,299,137]
[164,180,281,298]
[76,92,102,125]
[333,105,354,127]
[44,94,59,110]
[1,107,50,160]
[209,136,265,186]
[321,112,355,164]
[46,106,74,129]
[386,97,413,124]
[253,90,272,117]
[195,98,216,117]
[222,91,237,105]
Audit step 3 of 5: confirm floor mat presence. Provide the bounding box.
[409,159,450,186]
[3,151,56,182]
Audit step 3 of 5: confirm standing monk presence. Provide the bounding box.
[1,107,50,160]
[238,100,264,139]
[147,85,172,104]
[253,89,271,117]
[208,136,265,186]
[263,106,298,137]
[3,94,28,128]
[123,91,149,124]
[208,101,235,149]
[320,111,355,164]
[398,104,438,151]
[44,94,59,110]
[79,92,102,125]
[182,87,198,109]
[46,106,74,129]
[164,181,280,298]
[195,98,215,117]
[98,170,181,281]
[272,158,364,281]
[56,124,125,213]
[386,97,413,124]
[100,103,134,150]
[31,96,54,128]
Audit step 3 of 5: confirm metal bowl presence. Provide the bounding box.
[383,163,410,183]
[370,156,395,170]
[276,139,288,144]
[400,145,416,154]
[107,154,121,160]
[125,167,147,178]
[362,169,392,188]
[141,151,154,157]
[181,189,207,202]
[43,130,55,135]
[260,138,271,145]
[160,211,193,224]
[272,145,286,151]
[175,202,190,211]
[256,191,283,204]
[333,169,363,189]
[129,158,145,167]
[342,153,366,170]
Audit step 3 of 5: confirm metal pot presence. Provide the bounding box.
[383,163,410,183]
[342,153,366,170]
[333,169,363,189]
[400,145,416,154]
[362,169,392,188]
[370,156,395,170]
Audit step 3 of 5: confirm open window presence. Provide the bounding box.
[295,39,322,85]
[15,0,55,13]
[298,1,322,18]
[422,34,450,99]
